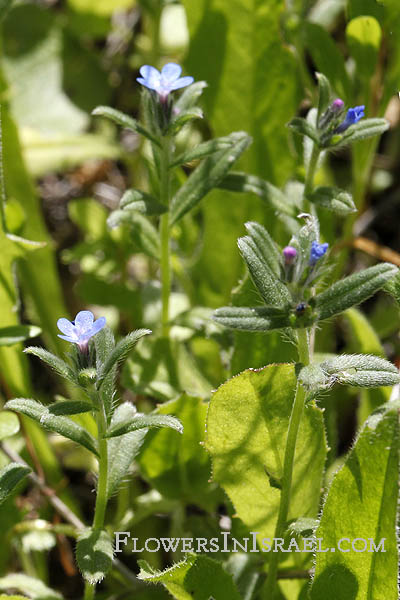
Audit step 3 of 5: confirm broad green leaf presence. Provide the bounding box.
[310,402,399,600]
[24,346,78,385]
[308,187,356,215]
[107,403,148,498]
[92,105,160,146]
[315,263,398,321]
[137,396,218,509]
[105,413,182,439]
[138,554,242,600]
[346,16,382,81]
[169,132,251,225]
[0,463,30,506]
[205,365,327,545]
[0,325,41,346]
[0,411,20,440]
[76,528,114,585]
[96,329,151,389]
[0,574,61,599]
[5,398,99,456]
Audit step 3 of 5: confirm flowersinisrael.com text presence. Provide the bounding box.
[114,531,386,554]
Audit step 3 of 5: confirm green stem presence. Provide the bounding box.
[159,136,172,337]
[265,328,310,597]
[303,144,320,211]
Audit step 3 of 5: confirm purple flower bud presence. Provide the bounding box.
[335,105,365,134]
[57,310,106,353]
[332,98,344,111]
[309,241,329,266]
[283,246,297,265]
[137,63,194,102]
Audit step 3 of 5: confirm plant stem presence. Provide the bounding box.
[303,144,320,211]
[159,136,172,337]
[265,328,310,597]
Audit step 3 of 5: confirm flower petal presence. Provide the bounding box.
[138,65,161,91]
[169,76,194,91]
[74,311,95,334]
[58,334,78,343]
[57,318,77,338]
[89,316,107,337]
[161,63,182,81]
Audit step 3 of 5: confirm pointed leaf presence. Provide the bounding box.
[76,528,114,585]
[308,186,356,215]
[0,411,20,440]
[97,329,151,389]
[0,325,41,346]
[169,106,203,133]
[0,574,62,599]
[316,72,332,121]
[315,263,398,321]
[173,80,207,112]
[92,105,160,146]
[212,306,292,332]
[24,346,78,385]
[94,326,116,420]
[119,189,167,214]
[288,117,320,144]
[105,413,183,439]
[170,135,237,167]
[48,400,94,416]
[334,118,389,147]
[0,463,30,506]
[169,132,252,225]
[320,354,400,388]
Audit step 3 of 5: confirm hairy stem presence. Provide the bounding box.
[159,136,172,337]
[303,143,320,212]
[265,328,310,597]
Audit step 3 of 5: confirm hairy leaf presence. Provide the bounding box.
[0,463,31,506]
[76,528,114,585]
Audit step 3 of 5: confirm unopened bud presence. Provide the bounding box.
[283,246,297,265]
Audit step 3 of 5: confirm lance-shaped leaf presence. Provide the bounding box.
[47,400,94,416]
[310,401,399,600]
[308,186,356,215]
[0,574,62,599]
[92,106,160,146]
[333,118,389,147]
[243,221,282,276]
[5,398,99,456]
[107,211,160,259]
[173,80,207,112]
[105,413,183,439]
[320,354,400,388]
[76,528,114,585]
[0,325,41,347]
[0,411,20,440]
[96,329,151,389]
[237,235,291,307]
[212,306,292,332]
[316,72,332,122]
[169,107,203,133]
[170,135,237,167]
[106,403,148,498]
[119,189,166,214]
[315,263,398,321]
[169,132,251,225]
[288,117,320,144]
[217,171,296,217]
[24,346,78,385]
[0,463,31,506]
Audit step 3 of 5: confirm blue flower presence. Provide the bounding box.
[309,241,329,265]
[57,311,106,352]
[137,63,194,101]
[335,105,365,133]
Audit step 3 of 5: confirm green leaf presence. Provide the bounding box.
[107,210,160,260]
[76,528,113,585]
[24,346,78,385]
[47,400,94,416]
[310,402,399,600]
[205,365,327,544]
[173,81,207,112]
[5,398,99,456]
[237,233,291,308]
[0,411,20,440]
[244,221,283,276]
[169,106,203,133]
[315,263,398,321]
[94,326,115,421]
[212,306,292,332]
[169,132,252,225]
[308,186,356,215]
[92,105,160,146]
[320,354,400,388]
[96,329,151,389]
[346,16,382,81]
[0,0,13,23]
[0,325,41,347]
[106,403,148,498]
[137,396,217,508]
[288,117,320,144]
[138,554,242,600]
[105,413,182,439]
[0,463,30,506]
[334,118,389,147]
[316,72,332,121]
[0,574,62,599]
[170,135,237,167]
[119,189,167,214]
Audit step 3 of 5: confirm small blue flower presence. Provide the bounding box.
[57,311,106,352]
[137,63,194,101]
[309,241,329,265]
[335,105,365,133]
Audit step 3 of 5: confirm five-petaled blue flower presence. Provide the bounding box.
[57,311,106,352]
[335,105,365,133]
[309,241,329,266]
[137,63,194,101]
